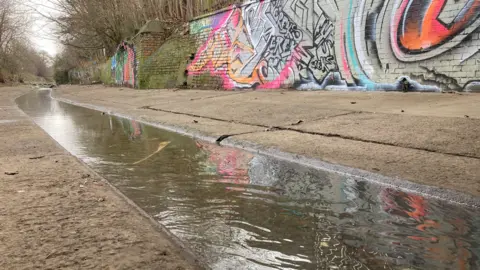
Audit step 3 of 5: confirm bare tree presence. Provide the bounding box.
[0,0,52,83]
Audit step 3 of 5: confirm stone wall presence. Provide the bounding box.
[187,0,480,92]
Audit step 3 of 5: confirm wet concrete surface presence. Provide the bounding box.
[54,86,480,198]
[17,90,480,269]
[0,87,195,270]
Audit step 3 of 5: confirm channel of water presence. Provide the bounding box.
[16,90,480,269]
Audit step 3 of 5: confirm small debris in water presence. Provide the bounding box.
[29,156,45,160]
[81,173,91,179]
[193,120,198,124]
[133,141,170,165]
[4,171,18,176]
[79,184,85,188]
[401,110,405,113]
[351,101,357,104]
[98,198,105,202]
[465,115,470,118]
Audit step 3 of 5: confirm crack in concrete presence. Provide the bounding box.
[139,105,268,128]
[295,111,361,126]
[188,91,251,101]
[139,106,480,160]
[272,126,480,160]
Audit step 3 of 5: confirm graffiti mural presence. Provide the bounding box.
[189,0,480,91]
[111,41,137,87]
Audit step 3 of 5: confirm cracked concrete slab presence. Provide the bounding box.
[289,112,480,158]
[148,93,352,126]
[59,86,243,108]
[130,108,264,138]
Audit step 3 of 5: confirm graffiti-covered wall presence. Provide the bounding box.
[188,0,480,91]
[111,41,137,88]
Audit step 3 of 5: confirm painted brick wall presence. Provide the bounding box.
[187,0,480,92]
[188,9,234,89]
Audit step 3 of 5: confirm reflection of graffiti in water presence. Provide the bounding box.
[380,189,473,269]
[195,141,253,185]
[117,118,143,140]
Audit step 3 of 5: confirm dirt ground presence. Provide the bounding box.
[54,85,480,200]
[0,87,197,269]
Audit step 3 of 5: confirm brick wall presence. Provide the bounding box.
[187,0,480,92]
[138,36,196,89]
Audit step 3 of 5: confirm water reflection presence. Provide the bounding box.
[16,90,480,270]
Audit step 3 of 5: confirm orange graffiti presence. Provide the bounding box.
[189,31,231,73]
[399,0,480,51]
[227,9,267,85]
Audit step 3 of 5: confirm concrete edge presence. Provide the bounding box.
[52,92,480,210]
[15,91,208,270]
[221,138,480,209]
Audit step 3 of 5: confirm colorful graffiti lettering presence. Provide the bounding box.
[394,0,480,54]
[189,0,334,89]
[189,0,480,91]
[111,42,136,87]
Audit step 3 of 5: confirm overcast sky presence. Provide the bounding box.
[29,1,59,56]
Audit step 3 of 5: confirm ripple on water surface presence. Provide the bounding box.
[16,90,480,270]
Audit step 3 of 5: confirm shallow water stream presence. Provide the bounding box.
[16,90,480,269]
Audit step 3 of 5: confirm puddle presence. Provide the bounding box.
[16,90,480,269]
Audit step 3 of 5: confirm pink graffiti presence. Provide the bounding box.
[339,22,352,82]
[188,5,301,90]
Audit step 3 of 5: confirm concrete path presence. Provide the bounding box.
[0,87,197,269]
[54,85,480,200]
